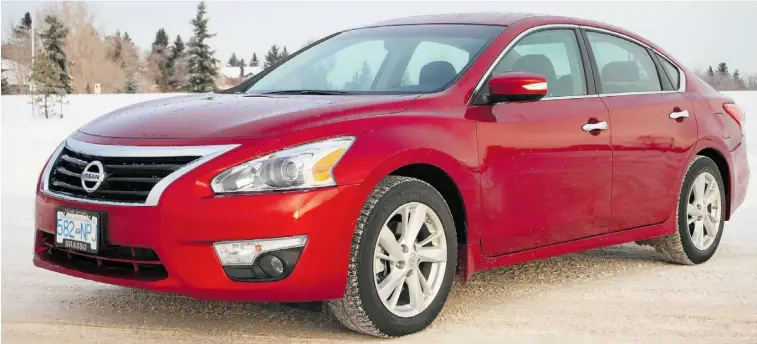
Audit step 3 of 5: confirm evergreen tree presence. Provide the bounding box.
[166,35,188,91]
[186,1,219,93]
[12,12,32,37]
[151,28,171,91]
[264,45,280,69]
[123,31,132,43]
[38,15,72,94]
[280,46,290,60]
[707,66,714,78]
[125,74,138,93]
[716,62,729,76]
[30,54,66,118]
[250,53,259,67]
[1,77,10,94]
[109,31,123,62]
[228,53,240,67]
[733,70,746,90]
[21,12,32,30]
[153,29,169,49]
[237,58,246,76]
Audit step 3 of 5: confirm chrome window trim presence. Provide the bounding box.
[468,23,686,105]
[40,137,240,207]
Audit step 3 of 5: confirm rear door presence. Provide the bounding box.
[582,29,698,231]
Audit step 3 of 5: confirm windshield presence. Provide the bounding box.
[245,24,505,95]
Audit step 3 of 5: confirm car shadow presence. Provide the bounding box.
[55,243,667,340]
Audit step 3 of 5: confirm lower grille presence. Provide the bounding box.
[37,231,168,281]
[47,147,200,204]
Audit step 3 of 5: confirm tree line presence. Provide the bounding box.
[0,1,307,99]
[694,62,757,91]
[2,1,755,102]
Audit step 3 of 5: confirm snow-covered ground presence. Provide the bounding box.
[1,92,756,343]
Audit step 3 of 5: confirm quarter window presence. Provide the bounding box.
[488,29,587,98]
[657,54,681,90]
[585,31,662,94]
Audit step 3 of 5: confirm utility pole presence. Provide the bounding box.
[30,6,36,116]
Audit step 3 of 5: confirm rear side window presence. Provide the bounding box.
[657,55,681,89]
[586,31,662,94]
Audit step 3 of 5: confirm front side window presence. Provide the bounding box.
[486,29,587,98]
[586,31,662,94]
[245,24,504,95]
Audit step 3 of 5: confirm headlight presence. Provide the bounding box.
[211,136,355,194]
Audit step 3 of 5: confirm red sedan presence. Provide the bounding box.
[34,12,749,337]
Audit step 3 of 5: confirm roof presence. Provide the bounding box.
[361,12,541,28]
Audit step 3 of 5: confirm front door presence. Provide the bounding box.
[470,28,613,256]
[582,29,699,231]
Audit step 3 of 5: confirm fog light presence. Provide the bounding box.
[260,254,285,277]
[213,235,307,266]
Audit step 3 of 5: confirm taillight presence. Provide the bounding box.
[723,103,744,128]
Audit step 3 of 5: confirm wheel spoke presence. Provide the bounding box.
[417,246,446,263]
[703,216,717,236]
[693,175,706,203]
[387,276,406,308]
[416,231,442,248]
[405,272,424,312]
[692,221,705,249]
[377,269,406,301]
[416,268,432,296]
[704,185,719,206]
[403,204,428,246]
[687,203,700,217]
[376,253,395,263]
[379,225,404,260]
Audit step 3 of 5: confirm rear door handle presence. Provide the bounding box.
[669,109,689,119]
[582,121,608,132]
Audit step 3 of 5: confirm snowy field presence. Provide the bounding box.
[1,92,756,343]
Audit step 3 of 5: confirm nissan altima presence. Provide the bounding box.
[34,12,749,337]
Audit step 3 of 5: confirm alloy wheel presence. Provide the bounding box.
[686,172,722,250]
[372,202,447,318]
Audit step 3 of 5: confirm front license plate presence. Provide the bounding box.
[55,208,101,254]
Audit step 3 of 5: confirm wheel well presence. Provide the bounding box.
[697,148,731,220]
[390,164,467,244]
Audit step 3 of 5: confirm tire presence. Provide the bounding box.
[326,176,458,337]
[653,156,727,265]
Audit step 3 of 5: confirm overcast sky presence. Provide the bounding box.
[2,1,756,74]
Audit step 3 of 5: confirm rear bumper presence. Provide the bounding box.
[33,183,365,302]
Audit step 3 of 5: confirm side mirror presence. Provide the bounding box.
[487,72,548,103]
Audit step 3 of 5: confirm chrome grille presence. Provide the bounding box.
[48,147,200,204]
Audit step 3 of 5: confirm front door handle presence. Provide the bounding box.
[669,109,689,119]
[582,121,608,132]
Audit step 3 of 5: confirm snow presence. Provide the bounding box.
[1,91,756,342]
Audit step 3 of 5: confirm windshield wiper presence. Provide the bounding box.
[261,90,354,95]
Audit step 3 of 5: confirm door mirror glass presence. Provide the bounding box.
[487,72,548,103]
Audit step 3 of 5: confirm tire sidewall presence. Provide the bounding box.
[356,179,458,336]
[677,157,727,264]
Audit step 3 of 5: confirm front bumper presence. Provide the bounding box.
[33,183,365,302]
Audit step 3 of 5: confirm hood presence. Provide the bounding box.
[78,93,418,139]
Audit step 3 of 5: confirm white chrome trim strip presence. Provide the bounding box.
[40,137,240,207]
[468,23,687,105]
